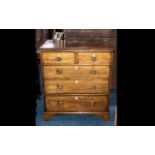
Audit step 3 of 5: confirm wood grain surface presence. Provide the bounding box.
[43,65,110,79]
[44,79,109,94]
[45,95,108,112]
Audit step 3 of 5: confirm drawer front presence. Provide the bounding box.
[45,95,108,112]
[79,52,112,65]
[44,79,109,94]
[41,52,74,65]
[43,65,110,79]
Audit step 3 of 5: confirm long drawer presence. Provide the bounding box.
[44,79,109,94]
[45,95,108,112]
[43,65,110,79]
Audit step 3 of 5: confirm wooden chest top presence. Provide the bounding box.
[39,40,114,52]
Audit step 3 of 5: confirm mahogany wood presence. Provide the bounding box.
[39,39,114,121]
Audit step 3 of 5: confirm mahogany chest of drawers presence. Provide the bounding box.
[39,40,114,121]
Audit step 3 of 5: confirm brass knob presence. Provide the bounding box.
[56,69,62,74]
[57,84,63,89]
[58,100,63,106]
[91,56,96,61]
[56,57,61,61]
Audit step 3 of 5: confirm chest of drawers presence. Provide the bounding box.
[39,40,113,121]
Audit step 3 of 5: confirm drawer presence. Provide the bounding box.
[44,79,109,94]
[45,95,108,112]
[79,52,112,65]
[41,52,74,65]
[43,65,110,79]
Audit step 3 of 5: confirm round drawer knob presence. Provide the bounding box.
[91,56,96,61]
[56,57,61,61]
[91,54,96,61]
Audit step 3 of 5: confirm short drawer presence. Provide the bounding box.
[41,52,74,65]
[43,65,110,79]
[78,52,112,65]
[44,79,109,94]
[45,95,108,112]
